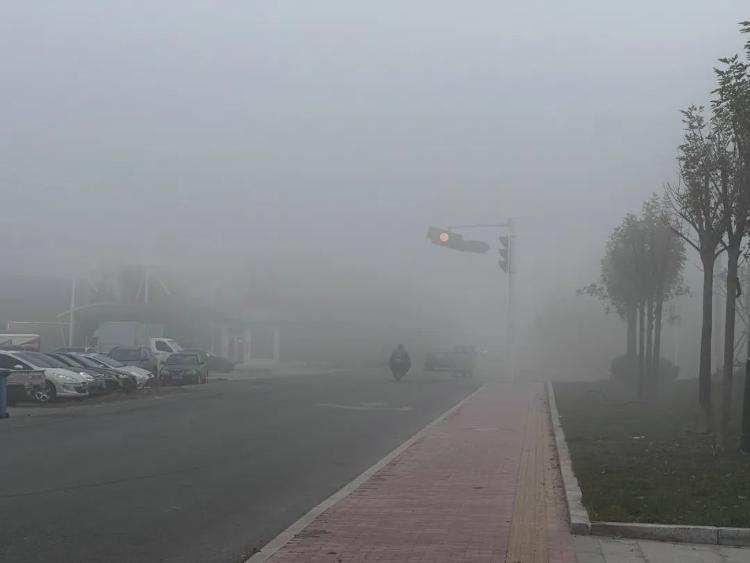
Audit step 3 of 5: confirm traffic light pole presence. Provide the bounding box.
[434,219,516,381]
[506,218,515,381]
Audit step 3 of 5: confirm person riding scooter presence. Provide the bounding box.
[389,344,411,381]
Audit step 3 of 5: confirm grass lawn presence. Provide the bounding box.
[554,377,750,527]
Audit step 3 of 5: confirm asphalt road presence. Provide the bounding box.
[0,370,481,563]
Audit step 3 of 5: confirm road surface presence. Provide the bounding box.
[0,370,480,563]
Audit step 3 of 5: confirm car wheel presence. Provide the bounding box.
[33,381,57,403]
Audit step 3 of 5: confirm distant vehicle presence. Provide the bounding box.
[182,349,235,373]
[149,338,183,366]
[0,334,41,351]
[94,323,182,369]
[82,353,152,389]
[43,353,113,394]
[0,350,93,402]
[424,346,477,377]
[48,352,132,392]
[108,346,158,375]
[388,345,412,382]
[161,352,208,385]
[5,369,45,405]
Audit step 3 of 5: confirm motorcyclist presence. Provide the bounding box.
[389,344,411,380]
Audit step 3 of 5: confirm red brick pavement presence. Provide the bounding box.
[265,382,576,563]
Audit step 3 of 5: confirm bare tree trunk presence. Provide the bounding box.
[720,245,741,447]
[627,305,637,380]
[653,287,665,399]
[638,302,646,400]
[646,298,655,397]
[700,253,714,432]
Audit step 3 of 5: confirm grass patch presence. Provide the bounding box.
[554,378,750,527]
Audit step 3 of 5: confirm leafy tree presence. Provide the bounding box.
[713,21,750,449]
[582,198,685,399]
[641,195,687,397]
[666,106,728,430]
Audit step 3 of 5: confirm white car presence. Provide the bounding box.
[84,353,152,388]
[0,350,94,402]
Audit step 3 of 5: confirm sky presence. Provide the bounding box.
[1,1,748,372]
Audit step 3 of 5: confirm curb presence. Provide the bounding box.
[589,522,750,547]
[546,381,750,547]
[245,384,486,562]
[545,380,591,535]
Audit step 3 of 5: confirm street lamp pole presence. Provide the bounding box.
[68,276,77,347]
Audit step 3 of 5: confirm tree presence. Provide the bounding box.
[666,106,728,431]
[581,213,644,388]
[582,200,685,399]
[713,21,750,450]
[641,195,687,397]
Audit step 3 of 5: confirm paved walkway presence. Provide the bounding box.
[261,382,576,562]
[575,536,750,563]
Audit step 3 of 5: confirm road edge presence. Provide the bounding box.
[245,383,486,562]
[545,380,591,535]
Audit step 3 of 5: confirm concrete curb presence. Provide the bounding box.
[546,380,591,535]
[589,522,750,547]
[546,381,750,547]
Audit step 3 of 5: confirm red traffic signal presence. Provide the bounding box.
[427,227,490,254]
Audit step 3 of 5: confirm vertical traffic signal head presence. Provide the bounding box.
[498,235,511,273]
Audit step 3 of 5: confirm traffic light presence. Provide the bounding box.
[427,227,490,254]
[498,235,511,273]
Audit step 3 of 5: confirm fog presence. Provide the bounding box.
[1,1,747,375]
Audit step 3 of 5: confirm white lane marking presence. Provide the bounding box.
[316,402,413,411]
[245,384,485,562]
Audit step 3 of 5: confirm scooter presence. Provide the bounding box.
[389,358,411,381]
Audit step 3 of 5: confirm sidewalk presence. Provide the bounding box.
[254,382,576,562]
[575,535,750,563]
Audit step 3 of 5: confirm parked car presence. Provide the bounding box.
[48,352,131,392]
[182,349,235,373]
[5,369,45,405]
[82,353,152,388]
[0,350,93,402]
[161,352,208,385]
[42,353,112,394]
[108,346,158,375]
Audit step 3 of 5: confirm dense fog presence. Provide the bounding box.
[1,1,748,377]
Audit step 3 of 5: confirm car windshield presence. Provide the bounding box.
[89,354,124,368]
[17,352,65,369]
[69,355,101,369]
[165,354,199,366]
[111,348,141,361]
[49,354,80,367]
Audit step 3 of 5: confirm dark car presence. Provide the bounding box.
[108,346,158,376]
[161,352,208,385]
[182,349,235,373]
